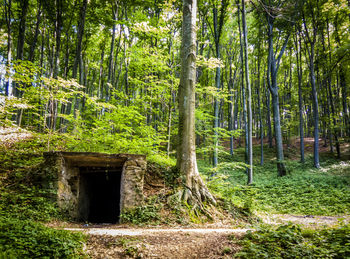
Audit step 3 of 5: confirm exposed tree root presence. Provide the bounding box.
[180,175,217,219]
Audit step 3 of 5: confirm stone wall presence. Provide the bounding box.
[43,152,146,221]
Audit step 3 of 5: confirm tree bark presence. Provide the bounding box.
[266,84,273,148]
[53,0,62,79]
[13,0,29,98]
[212,0,228,167]
[303,8,320,168]
[237,2,248,172]
[295,31,305,163]
[266,18,287,176]
[107,6,118,101]
[177,0,215,206]
[72,0,88,79]
[16,0,29,61]
[4,0,12,97]
[228,54,238,156]
[29,0,42,62]
[241,0,253,184]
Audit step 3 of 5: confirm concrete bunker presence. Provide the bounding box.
[44,152,146,223]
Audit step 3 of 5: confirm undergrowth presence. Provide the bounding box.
[199,146,350,216]
[0,216,86,258]
[0,135,63,221]
[235,223,350,258]
[120,204,161,225]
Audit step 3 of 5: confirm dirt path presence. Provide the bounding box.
[64,214,350,258]
[66,227,250,236]
[260,213,350,227]
[69,228,246,259]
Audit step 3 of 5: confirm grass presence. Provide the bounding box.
[199,145,350,216]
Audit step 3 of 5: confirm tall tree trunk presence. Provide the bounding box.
[53,0,62,79]
[257,54,264,165]
[29,0,42,62]
[309,44,320,168]
[212,1,228,167]
[16,0,29,61]
[67,0,87,121]
[98,47,105,99]
[241,0,253,184]
[324,18,340,158]
[303,8,320,168]
[72,0,88,79]
[13,0,29,98]
[107,6,118,101]
[295,31,305,163]
[266,18,288,176]
[4,0,12,97]
[237,2,248,171]
[266,84,273,148]
[228,55,237,156]
[177,0,215,206]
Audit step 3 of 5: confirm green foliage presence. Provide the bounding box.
[0,217,86,258]
[68,101,163,156]
[198,151,350,216]
[236,223,350,258]
[0,186,59,222]
[0,135,68,221]
[120,204,161,225]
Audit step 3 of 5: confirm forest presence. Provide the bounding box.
[0,0,350,258]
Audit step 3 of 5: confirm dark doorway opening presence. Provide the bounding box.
[79,167,122,223]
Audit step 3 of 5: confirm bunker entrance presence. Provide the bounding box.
[45,152,146,222]
[79,167,122,223]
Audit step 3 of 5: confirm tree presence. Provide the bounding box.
[293,26,305,163]
[255,0,295,176]
[241,0,253,184]
[177,0,215,205]
[211,0,228,167]
[302,0,320,168]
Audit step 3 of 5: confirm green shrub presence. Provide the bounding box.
[236,223,350,258]
[0,217,86,258]
[120,205,161,225]
[0,185,60,222]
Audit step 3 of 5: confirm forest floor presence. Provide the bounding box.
[61,213,350,259]
[83,229,242,258]
[77,136,348,259]
[1,128,349,258]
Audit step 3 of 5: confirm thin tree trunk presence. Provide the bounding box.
[324,19,340,157]
[309,44,320,168]
[267,18,287,176]
[228,55,237,156]
[107,6,118,101]
[303,9,320,168]
[4,0,12,97]
[72,0,88,79]
[295,29,305,163]
[257,53,264,165]
[29,0,42,62]
[213,7,219,167]
[16,0,29,61]
[241,0,253,184]
[98,47,105,99]
[13,0,29,98]
[266,83,273,148]
[53,0,62,79]
[237,2,248,171]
